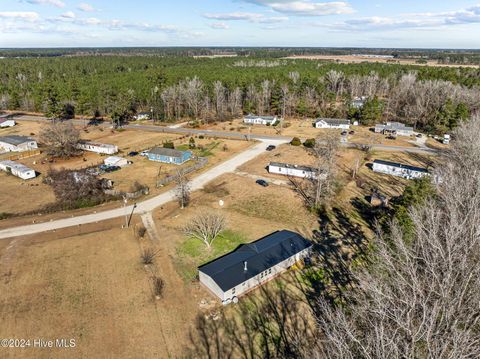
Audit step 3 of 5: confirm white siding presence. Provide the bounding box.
[268,164,317,179]
[199,272,226,300]
[77,142,118,155]
[0,161,36,180]
[0,140,37,152]
[0,120,16,128]
[314,120,350,129]
[373,162,429,180]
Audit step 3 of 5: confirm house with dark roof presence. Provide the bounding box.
[198,230,312,304]
[147,147,192,165]
[244,114,279,126]
[372,159,430,180]
[314,118,350,129]
[0,135,38,152]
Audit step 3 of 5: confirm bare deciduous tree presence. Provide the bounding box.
[183,212,226,249]
[174,169,191,209]
[314,116,480,359]
[40,121,80,158]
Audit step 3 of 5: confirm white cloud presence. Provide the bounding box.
[242,1,354,16]
[26,0,65,8]
[204,12,288,24]
[61,11,76,19]
[209,22,230,30]
[0,11,40,21]
[77,3,95,12]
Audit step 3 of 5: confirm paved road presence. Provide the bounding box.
[12,115,438,154]
[0,138,286,239]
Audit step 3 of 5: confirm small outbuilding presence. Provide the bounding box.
[104,156,129,168]
[372,159,430,180]
[0,118,16,128]
[133,112,151,121]
[314,118,350,129]
[0,160,36,180]
[0,135,38,152]
[243,114,279,126]
[268,162,318,179]
[147,147,192,165]
[198,230,312,304]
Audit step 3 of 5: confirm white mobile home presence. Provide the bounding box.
[198,230,312,304]
[314,118,350,129]
[268,162,318,179]
[77,141,118,155]
[0,136,38,152]
[375,122,414,137]
[0,118,16,128]
[0,160,36,180]
[372,159,430,180]
[243,115,279,126]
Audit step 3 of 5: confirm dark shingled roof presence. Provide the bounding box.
[0,135,33,146]
[148,147,190,158]
[374,159,429,173]
[198,230,312,292]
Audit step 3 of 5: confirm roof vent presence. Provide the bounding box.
[243,261,248,271]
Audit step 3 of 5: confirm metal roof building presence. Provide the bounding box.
[198,230,312,304]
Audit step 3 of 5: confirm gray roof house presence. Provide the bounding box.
[375,122,414,136]
[198,230,312,304]
[0,135,38,152]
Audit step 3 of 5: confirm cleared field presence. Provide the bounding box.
[285,55,480,69]
[0,222,201,359]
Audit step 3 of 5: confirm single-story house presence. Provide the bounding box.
[375,122,414,137]
[0,118,16,128]
[77,141,118,155]
[244,115,279,126]
[147,147,192,165]
[0,160,36,180]
[198,230,313,304]
[134,112,151,121]
[372,159,430,180]
[314,118,350,129]
[104,156,129,168]
[268,162,318,179]
[0,135,38,152]
[443,134,450,145]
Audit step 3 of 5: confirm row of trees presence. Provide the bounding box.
[1,56,480,133]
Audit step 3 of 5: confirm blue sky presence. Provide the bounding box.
[1,1,480,48]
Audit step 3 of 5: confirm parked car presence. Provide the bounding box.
[128,151,139,157]
[266,145,276,151]
[416,133,423,138]
[140,150,149,157]
[341,131,348,136]
[349,130,355,135]
[256,179,269,187]
[104,166,120,173]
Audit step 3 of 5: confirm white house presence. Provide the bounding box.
[243,114,279,126]
[77,141,118,155]
[351,96,367,109]
[443,134,450,145]
[198,230,312,304]
[375,122,414,137]
[133,112,151,121]
[0,118,16,128]
[104,156,129,168]
[0,160,36,180]
[268,162,318,179]
[314,118,350,129]
[372,159,430,180]
[0,136,38,152]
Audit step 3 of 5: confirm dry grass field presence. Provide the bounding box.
[285,54,480,69]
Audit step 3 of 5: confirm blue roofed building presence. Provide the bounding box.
[147,147,192,165]
[198,230,313,304]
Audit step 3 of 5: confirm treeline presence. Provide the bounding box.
[1,56,480,133]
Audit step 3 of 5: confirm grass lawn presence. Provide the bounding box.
[175,229,248,282]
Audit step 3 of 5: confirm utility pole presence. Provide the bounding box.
[127,203,137,228]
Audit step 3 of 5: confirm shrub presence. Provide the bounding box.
[152,276,165,298]
[163,141,175,149]
[303,138,316,148]
[290,137,302,146]
[141,247,159,265]
[189,137,196,148]
[136,225,147,238]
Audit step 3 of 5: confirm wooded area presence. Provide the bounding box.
[1,55,480,133]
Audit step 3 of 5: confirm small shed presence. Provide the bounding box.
[104,156,129,168]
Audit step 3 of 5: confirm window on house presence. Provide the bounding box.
[269,268,272,274]
[232,288,236,294]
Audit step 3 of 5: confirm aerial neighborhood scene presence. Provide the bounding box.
[1,0,480,358]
